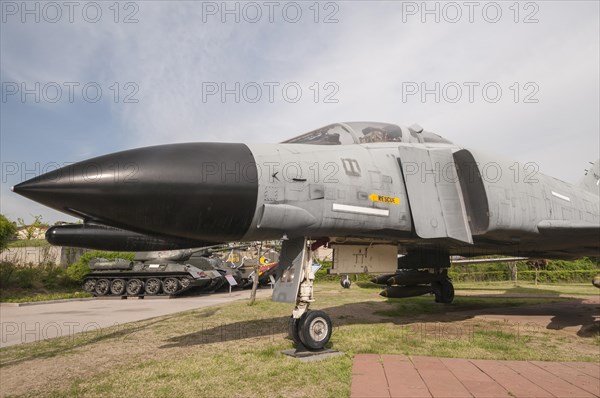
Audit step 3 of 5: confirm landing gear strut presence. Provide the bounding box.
[274,238,333,351]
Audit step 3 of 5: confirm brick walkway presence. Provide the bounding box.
[351,354,600,398]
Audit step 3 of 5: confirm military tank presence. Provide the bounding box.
[82,250,217,297]
[81,245,281,297]
[217,248,281,288]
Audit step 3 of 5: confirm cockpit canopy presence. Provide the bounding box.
[282,122,452,145]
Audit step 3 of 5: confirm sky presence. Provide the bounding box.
[1,0,599,224]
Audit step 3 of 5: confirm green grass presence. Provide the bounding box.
[454,281,600,296]
[1,281,598,398]
[374,295,563,317]
[0,289,92,303]
[6,239,50,248]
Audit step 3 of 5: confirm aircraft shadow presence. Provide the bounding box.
[159,294,599,349]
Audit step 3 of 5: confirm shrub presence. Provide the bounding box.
[0,214,17,252]
[66,261,91,282]
[14,266,38,289]
[66,251,134,282]
[314,260,372,282]
[0,262,15,288]
[0,262,74,290]
[40,265,72,289]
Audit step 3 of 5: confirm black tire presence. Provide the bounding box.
[110,279,126,295]
[288,315,304,345]
[145,278,161,295]
[82,278,96,293]
[126,279,143,295]
[434,280,454,304]
[341,277,351,289]
[298,310,332,351]
[288,316,299,344]
[95,279,110,296]
[162,277,180,295]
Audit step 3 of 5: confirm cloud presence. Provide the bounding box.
[1,1,598,222]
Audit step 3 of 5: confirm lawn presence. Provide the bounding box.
[0,282,598,397]
[6,239,50,248]
[0,289,92,303]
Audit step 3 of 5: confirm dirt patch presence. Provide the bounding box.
[466,296,600,338]
[328,301,390,324]
[1,294,598,397]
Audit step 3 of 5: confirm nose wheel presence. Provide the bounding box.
[288,310,332,351]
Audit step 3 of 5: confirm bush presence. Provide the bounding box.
[0,214,17,252]
[314,258,597,284]
[449,257,599,283]
[66,251,134,282]
[0,262,15,288]
[449,270,509,282]
[314,260,372,282]
[65,261,91,282]
[0,262,76,290]
[518,270,598,283]
[41,265,72,289]
[14,267,38,289]
[546,257,599,271]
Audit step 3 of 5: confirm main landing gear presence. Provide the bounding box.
[375,267,455,303]
[433,272,454,304]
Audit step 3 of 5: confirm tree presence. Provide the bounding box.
[0,214,17,252]
[249,242,262,305]
[526,259,548,285]
[17,215,47,240]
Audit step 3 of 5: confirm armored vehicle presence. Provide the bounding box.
[82,251,215,297]
[80,246,270,297]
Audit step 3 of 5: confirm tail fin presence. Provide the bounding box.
[578,159,600,195]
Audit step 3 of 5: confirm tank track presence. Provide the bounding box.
[82,272,197,297]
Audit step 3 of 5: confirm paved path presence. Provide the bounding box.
[0,289,272,348]
[351,354,600,398]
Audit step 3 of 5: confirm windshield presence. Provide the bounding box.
[344,122,404,143]
[282,121,452,145]
[282,124,356,145]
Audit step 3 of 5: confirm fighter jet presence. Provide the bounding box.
[12,122,600,350]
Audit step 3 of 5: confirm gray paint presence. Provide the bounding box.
[243,122,599,259]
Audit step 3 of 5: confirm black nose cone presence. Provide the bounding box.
[13,143,259,242]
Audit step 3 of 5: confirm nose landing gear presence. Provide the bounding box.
[273,237,333,351]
